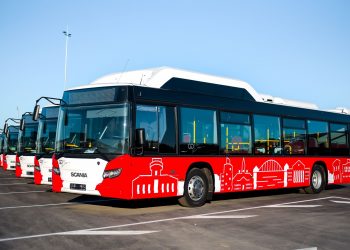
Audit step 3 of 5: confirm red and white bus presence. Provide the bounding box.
[0,133,5,168]
[52,67,350,206]
[34,106,59,185]
[3,126,19,171]
[16,113,39,177]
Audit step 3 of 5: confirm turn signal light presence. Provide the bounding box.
[102,168,122,179]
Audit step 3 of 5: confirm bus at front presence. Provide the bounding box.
[53,86,129,196]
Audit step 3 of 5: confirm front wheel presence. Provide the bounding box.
[178,168,208,207]
[304,165,325,194]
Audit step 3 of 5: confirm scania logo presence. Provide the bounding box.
[71,172,87,178]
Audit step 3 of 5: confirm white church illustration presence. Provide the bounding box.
[132,158,178,198]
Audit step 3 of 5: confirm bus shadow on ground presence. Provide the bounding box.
[65,185,348,209]
[67,195,179,208]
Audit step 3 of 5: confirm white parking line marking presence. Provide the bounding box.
[332,196,350,201]
[0,199,115,210]
[0,191,46,195]
[0,178,24,180]
[266,205,322,208]
[330,200,350,204]
[0,183,30,186]
[295,247,317,250]
[184,215,257,219]
[60,230,159,235]
[0,196,346,242]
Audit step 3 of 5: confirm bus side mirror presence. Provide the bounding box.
[135,128,145,147]
[5,129,9,138]
[33,105,40,121]
[19,119,25,131]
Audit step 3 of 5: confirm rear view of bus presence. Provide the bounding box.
[16,114,39,177]
[34,106,59,185]
[4,126,19,170]
[53,86,129,195]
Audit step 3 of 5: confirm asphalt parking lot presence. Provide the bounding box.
[0,168,349,250]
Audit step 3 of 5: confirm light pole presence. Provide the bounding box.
[63,26,72,90]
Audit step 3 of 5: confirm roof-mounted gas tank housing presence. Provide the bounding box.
[67,67,346,112]
[78,67,264,102]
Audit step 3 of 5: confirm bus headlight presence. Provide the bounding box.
[103,168,122,179]
[35,166,41,171]
[53,167,60,175]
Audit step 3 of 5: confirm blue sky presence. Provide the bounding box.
[1,0,350,126]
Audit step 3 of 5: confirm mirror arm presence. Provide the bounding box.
[35,96,67,106]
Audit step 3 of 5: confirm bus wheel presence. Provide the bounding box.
[178,168,208,207]
[304,165,325,194]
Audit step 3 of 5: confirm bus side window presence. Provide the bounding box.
[253,115,281,155]
[135,105,176,154]
[330,123,349,155]
[179,107,218,155]
[220,112,252,155]
[307,120,329,155]
[282,118,306,155]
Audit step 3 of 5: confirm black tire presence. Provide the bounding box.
[178,168,208,207]
[304,165,326,194]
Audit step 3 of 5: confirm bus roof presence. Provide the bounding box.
[69,67,262,101]
[67,67,346,113]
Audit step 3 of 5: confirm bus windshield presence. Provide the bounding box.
[18,124,38,154]
[6,131,19,154]
[0,135,4,153]
[36,119,57,155]
[56,103,129,156]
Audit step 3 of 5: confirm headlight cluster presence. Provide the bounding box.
[103,168,122,179]
[53,167,60,175]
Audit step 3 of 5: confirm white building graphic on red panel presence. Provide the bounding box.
[342,159,350,183]
[232,158,254,191]
[220,158,254,192]
[330,159,350,184]
[253,160,288,190]
[220,158,234,192]
[219,158,314,191]
[287,160,310,184]
[132,158,178,198]
[332,159,342,183]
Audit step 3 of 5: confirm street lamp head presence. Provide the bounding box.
[63,31,72,37]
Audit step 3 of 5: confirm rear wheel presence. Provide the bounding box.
[178,168,208,207]
[304,165,325,194]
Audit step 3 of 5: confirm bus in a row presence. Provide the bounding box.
[16,113,39,178]
[0,133,6,168]
[2,125,19,171]
[34,106,59,185]
[43,67,350,207]
[1,106,59,186]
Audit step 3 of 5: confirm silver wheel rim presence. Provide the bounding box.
[312,170,322,189]
[187,175,205,201]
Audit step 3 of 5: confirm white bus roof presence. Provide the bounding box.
[67,67,345,112]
